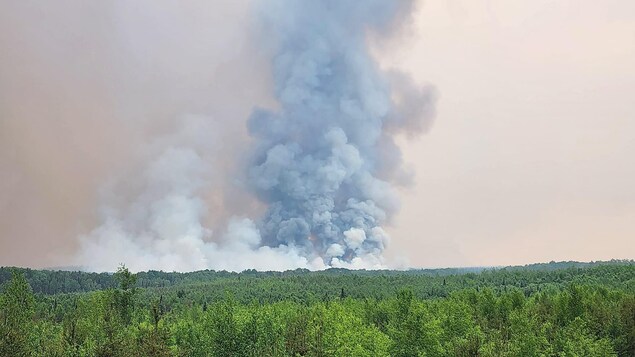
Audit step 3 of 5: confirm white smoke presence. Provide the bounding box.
[75,115,330,272]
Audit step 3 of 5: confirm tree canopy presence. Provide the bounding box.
[0,261,633,356]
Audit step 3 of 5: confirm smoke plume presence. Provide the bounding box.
[246,0,436,269]
[2,1,434,272]
[77,0,434,271]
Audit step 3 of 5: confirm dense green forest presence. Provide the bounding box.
[0,261,633,356]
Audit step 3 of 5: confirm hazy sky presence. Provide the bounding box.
[1,0,634,269]
[384,0,635,267]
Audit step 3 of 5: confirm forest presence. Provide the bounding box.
[0,261,633,356]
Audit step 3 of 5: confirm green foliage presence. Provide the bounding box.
[0,270,35,356]
[111,265,137,325]
[0,262,633,356]
[2,259,632,296]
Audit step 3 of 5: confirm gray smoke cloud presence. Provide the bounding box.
[1,0,433,271]
[246,0,436,268]
[76,0,435,271]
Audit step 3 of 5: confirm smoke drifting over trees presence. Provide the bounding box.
[1,1,434,271]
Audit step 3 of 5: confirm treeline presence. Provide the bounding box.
[1,259,633,296]
[0,264,634,356]
[128,263,635,308]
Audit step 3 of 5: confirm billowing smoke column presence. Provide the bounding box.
[75,0,434,272]
[247,0,435,268]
